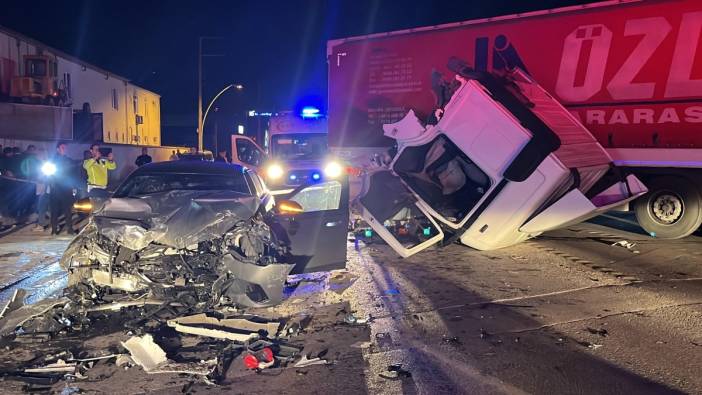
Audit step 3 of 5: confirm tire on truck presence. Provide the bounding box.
[634,176,702,239]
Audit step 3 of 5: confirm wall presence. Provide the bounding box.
[0,28,161,146]
[0,137,187,187]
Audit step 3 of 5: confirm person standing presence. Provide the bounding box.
[83,144,116,198]
[49,143,76,235]
[20,145,39,179]
[33,148,50,231]
[0,147,14,177]
[135,147,152,167]
[215,150,229,163]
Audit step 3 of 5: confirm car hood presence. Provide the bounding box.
[92,190,261,250]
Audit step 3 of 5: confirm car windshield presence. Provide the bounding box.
[271,133,327,160]
[114,172,251,198]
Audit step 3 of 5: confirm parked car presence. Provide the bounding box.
[60,160,349,307]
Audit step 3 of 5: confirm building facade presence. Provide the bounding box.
[0,26,160,145]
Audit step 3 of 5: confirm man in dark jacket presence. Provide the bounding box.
[49,142,76,235]
[135,147,152,167]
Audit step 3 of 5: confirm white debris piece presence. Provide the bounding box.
[121,334,216,375]
[167,313,279,341]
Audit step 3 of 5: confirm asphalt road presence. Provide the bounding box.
[0,214,701,394]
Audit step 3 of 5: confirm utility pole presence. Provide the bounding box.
[197,36,224,152]
[197,37,203,152]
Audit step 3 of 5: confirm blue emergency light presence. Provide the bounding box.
[301,106,322,119]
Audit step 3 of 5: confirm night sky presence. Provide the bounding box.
[0,0,597,145]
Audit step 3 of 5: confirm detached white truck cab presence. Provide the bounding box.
[356,64,646,256]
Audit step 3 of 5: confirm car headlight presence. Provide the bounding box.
[41,162,57,176]
[73,198,93,213]
[266,163,284,180]
[323,161,343,178]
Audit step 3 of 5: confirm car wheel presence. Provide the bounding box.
[634,177,702,239]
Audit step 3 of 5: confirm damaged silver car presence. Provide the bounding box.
[61,161,349,308]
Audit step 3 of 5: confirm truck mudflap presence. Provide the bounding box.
[519,174,647,234]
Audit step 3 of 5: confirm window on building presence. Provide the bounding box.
[133,95,138,114]
[112,89,119,110]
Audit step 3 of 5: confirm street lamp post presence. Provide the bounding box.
[201,83,244,151]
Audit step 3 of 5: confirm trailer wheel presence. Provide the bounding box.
[634,177,702,239]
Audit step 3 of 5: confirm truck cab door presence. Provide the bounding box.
[231,136,266,169]
[356,170,444,258]
[268,176,350,274]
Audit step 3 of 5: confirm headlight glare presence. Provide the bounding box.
[323,161,343,178]
[41,162,57,176]
[266,163,284,180]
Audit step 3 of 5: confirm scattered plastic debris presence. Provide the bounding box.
[577,340,603,350]
[167,313,279,341]
[244,347,275,370]
[293,355,330,368]
[384,289,400,296]
[122,334,217,376]
[379,363,412,380]
[442,335,462,345]
[344,313,368,325]
[611,240,639,253]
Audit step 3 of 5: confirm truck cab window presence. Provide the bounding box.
[393,135,491,222]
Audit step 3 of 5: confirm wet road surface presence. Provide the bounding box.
[0,214,701,394]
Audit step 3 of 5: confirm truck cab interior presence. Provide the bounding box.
[392,135,491,223]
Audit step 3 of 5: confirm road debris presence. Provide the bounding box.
[442,335,462,345]
[0,289,27,320]
[344,313,368,325]
[166,313,279,341]
[585,327,609,337]
[611,240,640,253]
[122,334,217,375]
[379,363,412,380]
[293,355,330,368]
[243,347,275,370]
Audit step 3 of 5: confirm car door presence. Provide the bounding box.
[268,175,350,274]
[357,170,444,258]
[232,136,266,169]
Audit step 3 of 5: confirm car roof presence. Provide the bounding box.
[131,161,249,176]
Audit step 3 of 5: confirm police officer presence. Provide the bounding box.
[83,144,116,198]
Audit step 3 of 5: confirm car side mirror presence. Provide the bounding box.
[276,200,304,215]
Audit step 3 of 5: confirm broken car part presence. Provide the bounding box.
[122,334,217,376]
[167,313,279,341]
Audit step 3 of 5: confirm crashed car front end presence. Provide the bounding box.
[60,190,294,308]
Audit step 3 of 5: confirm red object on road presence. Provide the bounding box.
[244,347,274,370]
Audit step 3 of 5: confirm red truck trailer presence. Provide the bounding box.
[328,0,702,239]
